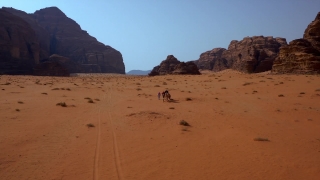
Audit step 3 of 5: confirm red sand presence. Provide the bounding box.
[0,71,319,180]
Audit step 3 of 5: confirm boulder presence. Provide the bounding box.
[272,12,320,74]
[149,55,200,76]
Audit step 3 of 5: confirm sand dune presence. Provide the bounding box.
[0,73,319,180]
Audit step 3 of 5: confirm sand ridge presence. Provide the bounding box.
[0,72,320,180]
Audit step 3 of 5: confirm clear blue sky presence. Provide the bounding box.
[2,0,320,72]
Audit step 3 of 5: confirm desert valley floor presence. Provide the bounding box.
[0,70,319,180]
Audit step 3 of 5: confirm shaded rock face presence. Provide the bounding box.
[193,48,227,71]
[272,12,320,74]
[195,36,287,73]
[172,62,201,75]
[225,36,287,73]
[0,9,40,75]
[149,55,200,76]
[0,7,125,75]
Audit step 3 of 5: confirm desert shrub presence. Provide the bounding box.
[163,82,167,85]
[18,101,23,104]
[41,92,48,95]
[186,98,192,101]
[52,88,60,90]
[56,102,67,107]
[243,82,253,86]
[278,94,284,97]
[86,123,95,128]
[154,85,160,87]
[179,120,190,126]
[16,109,20,112]
[136,88,142,91]
[169,107,175,109]
[88,99,94,103]
[254,137,269,141]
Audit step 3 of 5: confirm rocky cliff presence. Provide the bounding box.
[272,12,320,74]
[0,7,125,75]
[0,9,40,75]
[149,55,200,76]
[194,36,287,73]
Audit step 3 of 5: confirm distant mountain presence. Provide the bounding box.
[126,70,151,75]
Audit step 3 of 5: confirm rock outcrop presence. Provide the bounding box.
[33,55,70,76]
[194,36,287,73]
[193,48,227,71]
[0,7,125,75]
[149,55,200,76]
[272,12,320,74]
[0,9,40,75]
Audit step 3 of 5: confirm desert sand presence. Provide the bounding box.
[0,71,320,180]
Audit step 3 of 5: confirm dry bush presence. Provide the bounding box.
[86,123,95,128]
[186,97,192,101]
[18,101,24,104]
[136,88,142,91]
[243,82,253,86]
[84,97,91,99]
[169,107,175,109]
[41,93,48,95]
[221,87,227,89]
[278,94,284,97]
[88,99,94,103]
[16,109,20,112]
[136,83,141,85]
[154,85,160,87]
[254,137,269,142]
[179,120,190,126]
[52,88,60,90]
[56,102,67,107]
[163,82,167,85]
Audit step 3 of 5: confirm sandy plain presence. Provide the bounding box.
[0,70,319,180]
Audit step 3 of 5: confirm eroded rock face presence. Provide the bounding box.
[149,55,200,76]
[0,9,40,75]
[272,12,320,74]
[193,48,227,71]
[33,54,71,76]
[226,36,287,73]
[172,62,201,75]
[0,7,125,75]
[195,36,287,73]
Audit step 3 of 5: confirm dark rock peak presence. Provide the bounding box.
[149,55,200,76]
[34,7,66,17]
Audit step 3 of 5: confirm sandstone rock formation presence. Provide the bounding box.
[172,62,201,75]
[272,12,320,74]
[33,55,70,77]
[194,36,287,73]
[0,9,40,75]
[193,48,227,71]
[149,55,200,76]
[0,7,125,75]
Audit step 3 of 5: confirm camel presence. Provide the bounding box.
[163,92,171,102]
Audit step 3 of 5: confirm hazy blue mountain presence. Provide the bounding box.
[126,70,151,75]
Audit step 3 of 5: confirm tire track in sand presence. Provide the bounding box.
[107,85,124,180]
[93,108,101,180]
